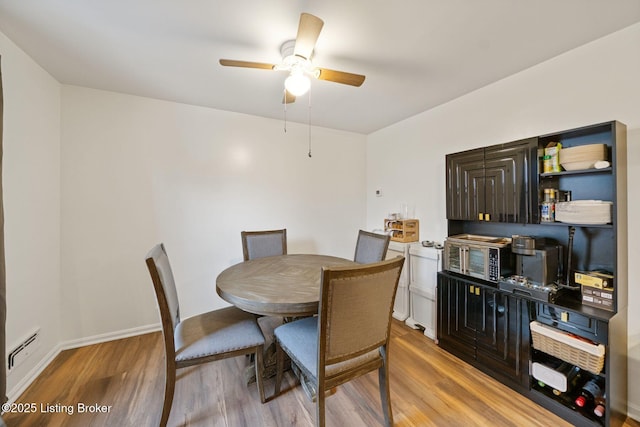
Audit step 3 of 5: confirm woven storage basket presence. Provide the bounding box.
[530,321,605,375]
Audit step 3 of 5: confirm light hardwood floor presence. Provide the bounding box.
[3,320,639,427]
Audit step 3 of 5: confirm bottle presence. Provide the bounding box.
[541,189,552,222]
[593,393,606,418]
[574,376,605,408]
[540,188,557,222]
[552,364,582,396]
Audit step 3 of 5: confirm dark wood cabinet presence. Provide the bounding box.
[476,286,529,385]
[446,148,483,221]
[440,121,628,427]
[437,272,529,387]
[437,272,476,356]
[446,138,537,223]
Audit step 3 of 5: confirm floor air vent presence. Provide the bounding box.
[7,329,40,373]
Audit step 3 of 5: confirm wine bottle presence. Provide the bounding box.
[575,376,605,408]
[593,393,606,418]
[552,364,582,396]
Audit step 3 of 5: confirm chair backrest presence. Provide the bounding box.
[145,243,180,355]
[241,229,287,261]
[353,230,391,264]
[318,256,404,367]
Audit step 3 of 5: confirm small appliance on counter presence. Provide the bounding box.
[443,234,513,283]
[498,235,564,303]
[512,235,561,286]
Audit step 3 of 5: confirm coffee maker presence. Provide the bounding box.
[511,235,562,286]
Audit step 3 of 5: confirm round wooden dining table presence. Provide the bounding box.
[216,254,357,317]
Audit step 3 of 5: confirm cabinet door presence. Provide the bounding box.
[467,169,486,221]
[476,290,529,385]
[446,148,484,220]
[437,273,477,361]
[446,139,535,223]
[484,139,535,223]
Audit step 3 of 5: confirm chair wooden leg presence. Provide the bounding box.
[255,345,266,403]
[316,382,326,427]
[160,361,176,427]
[274,340,283,395]
[378,347,393,427]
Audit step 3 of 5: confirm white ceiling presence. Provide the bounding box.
[1,1,639,134]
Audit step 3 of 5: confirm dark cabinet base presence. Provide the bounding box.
[437,271,625,427]
[437,272,529,390]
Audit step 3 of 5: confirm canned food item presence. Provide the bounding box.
[541,201,555,222]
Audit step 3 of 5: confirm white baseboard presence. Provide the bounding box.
[628,402,640,423]
[59,323,161,351]
[6,323,161,404]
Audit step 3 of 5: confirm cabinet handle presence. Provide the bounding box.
[478,213,484,221]
[468,285,481,295]
[484,213,490,221]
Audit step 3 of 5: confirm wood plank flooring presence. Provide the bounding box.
[3,320,639,427]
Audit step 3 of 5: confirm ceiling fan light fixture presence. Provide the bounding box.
[285,70,310,96]
[219,13,366,103]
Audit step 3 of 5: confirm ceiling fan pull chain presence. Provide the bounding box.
[308,89,312,157]
[283,88,288,133]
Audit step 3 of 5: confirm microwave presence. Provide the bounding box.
[443,235,514,282]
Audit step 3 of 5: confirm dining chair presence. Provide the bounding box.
[274,256,405,427]
[145,243,266,427]
[241,229,287,261]
[353,229,391,264]
[241,229,288,377]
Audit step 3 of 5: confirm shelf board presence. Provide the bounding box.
[537,221,612,228]
[540,167,611,178]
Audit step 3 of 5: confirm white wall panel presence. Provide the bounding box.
[60,87,366,340]
[0,31,62,395]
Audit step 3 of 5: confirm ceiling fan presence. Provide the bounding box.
[219,13,365,103]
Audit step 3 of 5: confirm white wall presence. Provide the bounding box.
[366,22,640,419]
[59,86,367,341]
[0,32,62,394]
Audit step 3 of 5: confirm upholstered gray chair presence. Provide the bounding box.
[353,229,391,264]
[241,229,288,377]
[274,256,405,427]
[145,243,266,427]
[241,229,287,261]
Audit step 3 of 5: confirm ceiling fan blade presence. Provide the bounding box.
[317,68,366,87]
[293,13,324,60]
[219,59,276,70]
[282,90,296,104]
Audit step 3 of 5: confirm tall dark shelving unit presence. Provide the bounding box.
[438,121,628,427]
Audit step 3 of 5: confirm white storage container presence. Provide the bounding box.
[559,143,608,171]
[405,244,442,340]
[386,241,411,321]
[532,362,574,392]
[555,200,612,224]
